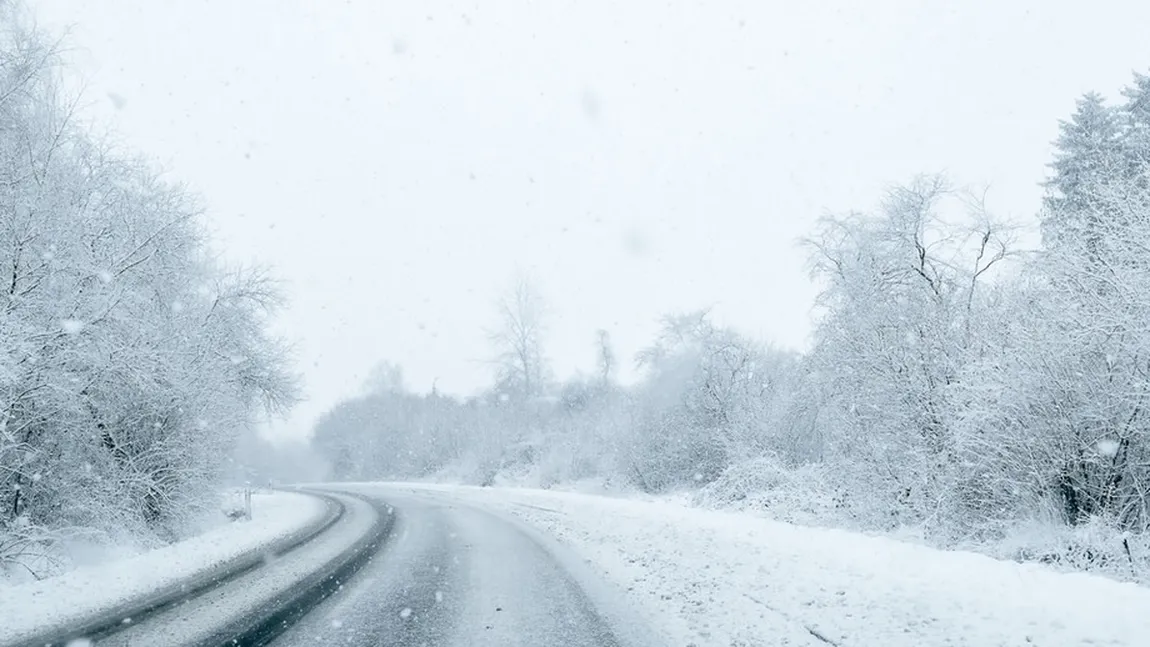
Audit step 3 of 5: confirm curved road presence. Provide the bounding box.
[273,485,654,647]
[72,493,387,647]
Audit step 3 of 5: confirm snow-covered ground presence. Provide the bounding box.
[0,491,327,646]
[395,483,1150,647]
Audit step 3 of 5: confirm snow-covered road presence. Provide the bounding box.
[275,485,659,647]
[8,483,1149,646]
[351,483,1150,647]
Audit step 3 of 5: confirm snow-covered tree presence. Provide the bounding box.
[961,168,1150,534]
[802,176,1017,530]
[619,311,795,491]
[1043,92,1122,253]
[0,6,296,575]
[488,274,550,403]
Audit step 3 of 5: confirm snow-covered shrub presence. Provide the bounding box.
[693,456,848,528]
[991,515,1150,584]
[0,516,114,582]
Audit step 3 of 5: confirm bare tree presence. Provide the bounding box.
[488,274,550,402]
[595,329,615,384]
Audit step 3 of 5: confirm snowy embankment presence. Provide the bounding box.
[0,491,327,645]
[398,483,1150,647]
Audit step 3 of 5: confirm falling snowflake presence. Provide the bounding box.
[60,320,85,335]
[1097,439,1121,457]
[622,227,649,256]
[171,300,185,313]
[399,608,413,619]
[434,590,443,603]
[98,270,114,284]
[580,88,600,121]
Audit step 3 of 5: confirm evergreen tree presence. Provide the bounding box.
[1119,71,1150,171]
[1042,92,1121,254]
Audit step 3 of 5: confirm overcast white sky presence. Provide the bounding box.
[29,0,1150,440]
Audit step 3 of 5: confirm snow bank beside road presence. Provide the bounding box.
[396,483,1150,647]
[0,491,327,646]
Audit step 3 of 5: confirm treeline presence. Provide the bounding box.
[0,7,295,577]
[312,74,1150,577]
[313,309,798,491]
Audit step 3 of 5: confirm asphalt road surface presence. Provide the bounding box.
[272,485,655,647]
